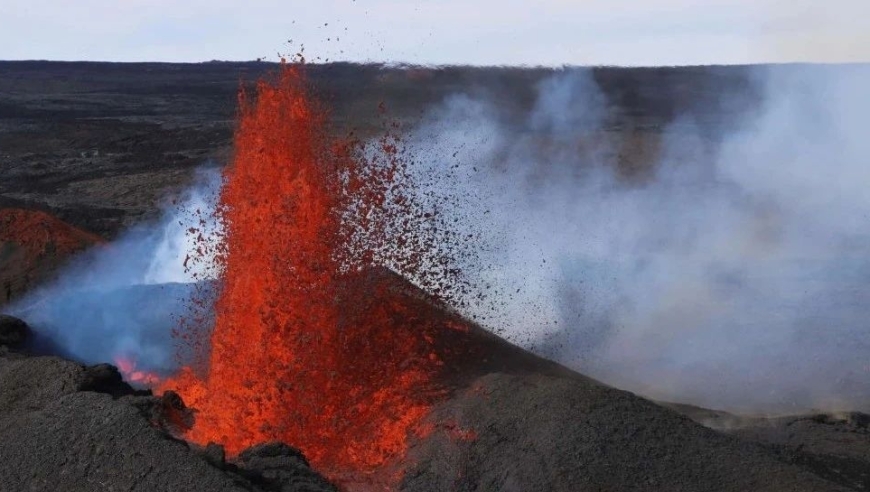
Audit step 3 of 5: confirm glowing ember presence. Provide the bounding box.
[159,63,466,482]
[114,356,162,387]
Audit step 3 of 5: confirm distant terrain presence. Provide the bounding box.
[0,60,763,238]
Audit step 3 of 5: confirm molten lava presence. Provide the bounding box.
[114,356,161,387]
[0,208,103,303]
[158,64,465,481]
[0,208,103,264]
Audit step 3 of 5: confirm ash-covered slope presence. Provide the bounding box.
[352,269,857,492]
[665,402,870,491]
[404,373,855,491]
[0,317,337,492]
[1,268,866,491]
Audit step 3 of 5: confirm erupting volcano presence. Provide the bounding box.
[159,63,476,482]
[6,60,870,492]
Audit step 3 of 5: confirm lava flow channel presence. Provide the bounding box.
[159,64,458,480]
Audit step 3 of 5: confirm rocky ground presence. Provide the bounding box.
[1,61,869,491]
[0,314,337,492]
[3,296,870,491]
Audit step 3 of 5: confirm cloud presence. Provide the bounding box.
[1,0,867,64]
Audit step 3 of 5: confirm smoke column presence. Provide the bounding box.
[405,64,870,414]
[7,166,223,373]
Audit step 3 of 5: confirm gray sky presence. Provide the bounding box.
[2,0,868,66]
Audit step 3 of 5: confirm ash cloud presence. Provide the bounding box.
[7,167,223,374]
[407,64,870,414]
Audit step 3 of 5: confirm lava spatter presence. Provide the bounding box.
[158,63,465,482]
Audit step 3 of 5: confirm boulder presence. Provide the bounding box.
[236,442,338,492]
[0,314,30,348]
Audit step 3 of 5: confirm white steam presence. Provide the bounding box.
[406,64,870,414]
[7,167,223,373]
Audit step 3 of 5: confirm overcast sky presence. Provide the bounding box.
[2,0,867,66]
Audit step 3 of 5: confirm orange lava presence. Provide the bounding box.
[114,356,162,387]
[0,208,103,264]
[158,63,459,481]
[0,208,103,303]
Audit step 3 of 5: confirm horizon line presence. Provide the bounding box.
[1,58,868,70]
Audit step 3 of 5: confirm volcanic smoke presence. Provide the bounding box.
[402,64,870,414]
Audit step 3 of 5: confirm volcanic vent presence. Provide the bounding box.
[158,63,481,482]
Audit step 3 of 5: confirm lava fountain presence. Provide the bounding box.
[159,63,467,482]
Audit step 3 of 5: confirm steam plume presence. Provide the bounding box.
[406,64,870,413]
[7,167,223,373]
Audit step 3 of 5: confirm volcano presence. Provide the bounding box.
[2,61,870,492]
[1,268,864,491]
[248,266,860,491]
[154,63,484,481]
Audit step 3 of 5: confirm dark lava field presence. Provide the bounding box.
[1,61,869,491]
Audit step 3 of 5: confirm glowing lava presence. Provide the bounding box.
[0,208,103,304]
[0,208,103,265]
[114,356,161,387]
[159,63,459,481]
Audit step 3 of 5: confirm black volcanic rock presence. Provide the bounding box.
[0,314,29,347]
[236,443,338,492]
[123,389,198,436]
[0,352,336,492]
[203,443,228,469]
[80,362,137,397]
